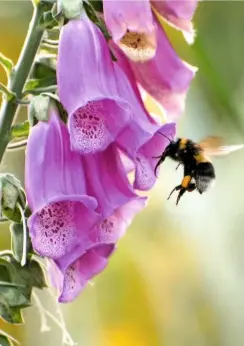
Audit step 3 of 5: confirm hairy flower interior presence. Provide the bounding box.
[119,30,156,62]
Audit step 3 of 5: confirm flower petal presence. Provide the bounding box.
[126,16,197,119]
[57,16,132,154]
[28,198,101,259]
[25,110,88,211]
[152,0,199,44]
[103,0,156,61]
[83,144,146,217]
[134,122,176,190]
[49,244,115,303]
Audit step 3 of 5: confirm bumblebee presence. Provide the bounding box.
[154,135,243,205]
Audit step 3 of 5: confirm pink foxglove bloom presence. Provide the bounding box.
[125,15,197,119]
[47,144,146,302]
[57,15,132,155]
[25,112,101,260]
[111,45,176,190]
[151,0,199,44]
[103,0,156,62]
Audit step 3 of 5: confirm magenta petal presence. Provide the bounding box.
[28,198,101,259]
[90,199,146,244]
[152,0,198,43]
[57,16,132,154]
[83,144,146,217]
[103,0,156,61]
[127,16,197,119]
[49,244,115,303]
[134,123,176,190]
[104,0,154,42]
[25,110,89,211]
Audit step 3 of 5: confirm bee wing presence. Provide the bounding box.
[198,136,244,156]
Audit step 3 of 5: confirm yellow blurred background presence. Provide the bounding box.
[1,1,244,346]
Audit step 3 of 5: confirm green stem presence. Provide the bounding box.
[0,2,50,163]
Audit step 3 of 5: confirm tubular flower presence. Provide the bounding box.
[151,0,199,44]
[103,0,156,61]
[47,144,146,302]
[57,15,132,155]
[125,15,197,119]
[25,111,102,260]
[110,45,176,190]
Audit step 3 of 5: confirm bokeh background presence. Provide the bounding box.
[1,1,244,345]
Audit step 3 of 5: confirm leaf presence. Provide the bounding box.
[0,334,13,346]
[40,10,59,30]
[0,52,13,75]
[0,83,15,101]
[10,223,32,264]
[31,56,56,80]
[10,121,30,140]
[28,261,47,289]
[0,304,23,324]
[24,77,57,93]
[58,0,83,19]
[0,286,30,308]
[0,174,26,223]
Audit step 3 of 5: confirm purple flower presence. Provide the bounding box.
[47,144,146,302]
[110,44,176,190]
[103,0,156,61]
[125,15,197,119]
[151,0,199,44]
[57,15,132,155]
[48,244,115,303]
[25,111,101,259]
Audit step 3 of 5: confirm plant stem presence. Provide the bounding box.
[0,2,50,163]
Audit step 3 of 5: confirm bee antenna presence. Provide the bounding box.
[157,131,173,143]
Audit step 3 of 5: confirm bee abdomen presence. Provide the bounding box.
[194,162,215,194]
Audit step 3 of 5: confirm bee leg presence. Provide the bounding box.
[176,188,187,205]
[167,185,182,200]
[175,163,181,171]
[187,183,196,192]
[154,156,165,177]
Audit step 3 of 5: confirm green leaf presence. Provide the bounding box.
[0,335,13,346]
[0,53,13,76]
[29,94,50,126]
[0,286,30,308]
[10,121,30,140]
[0,83,16,101]
[0,304,23,324]
[40,10,59,30]
[31,56,56,80]
[24,77,57,94]
[0,174,26,223]
[10,223,32,264]
[27,261,47,289]
[58,0,83,19]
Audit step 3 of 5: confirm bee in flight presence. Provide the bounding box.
[154,135,243,205]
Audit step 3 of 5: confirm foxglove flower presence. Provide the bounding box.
[25,112,101,260]
[111,45,176,190]
[151,0,199,44]
[124,15,197,119]
[103,0,156,61]
[57,15,132,155]
[49,244,115,303]
[48,144,146,302]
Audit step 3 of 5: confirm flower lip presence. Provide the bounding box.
[68,97,132,154]
[49,243,116,303]
[28,194,101,260]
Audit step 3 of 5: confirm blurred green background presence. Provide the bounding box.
[1,1,244,346]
